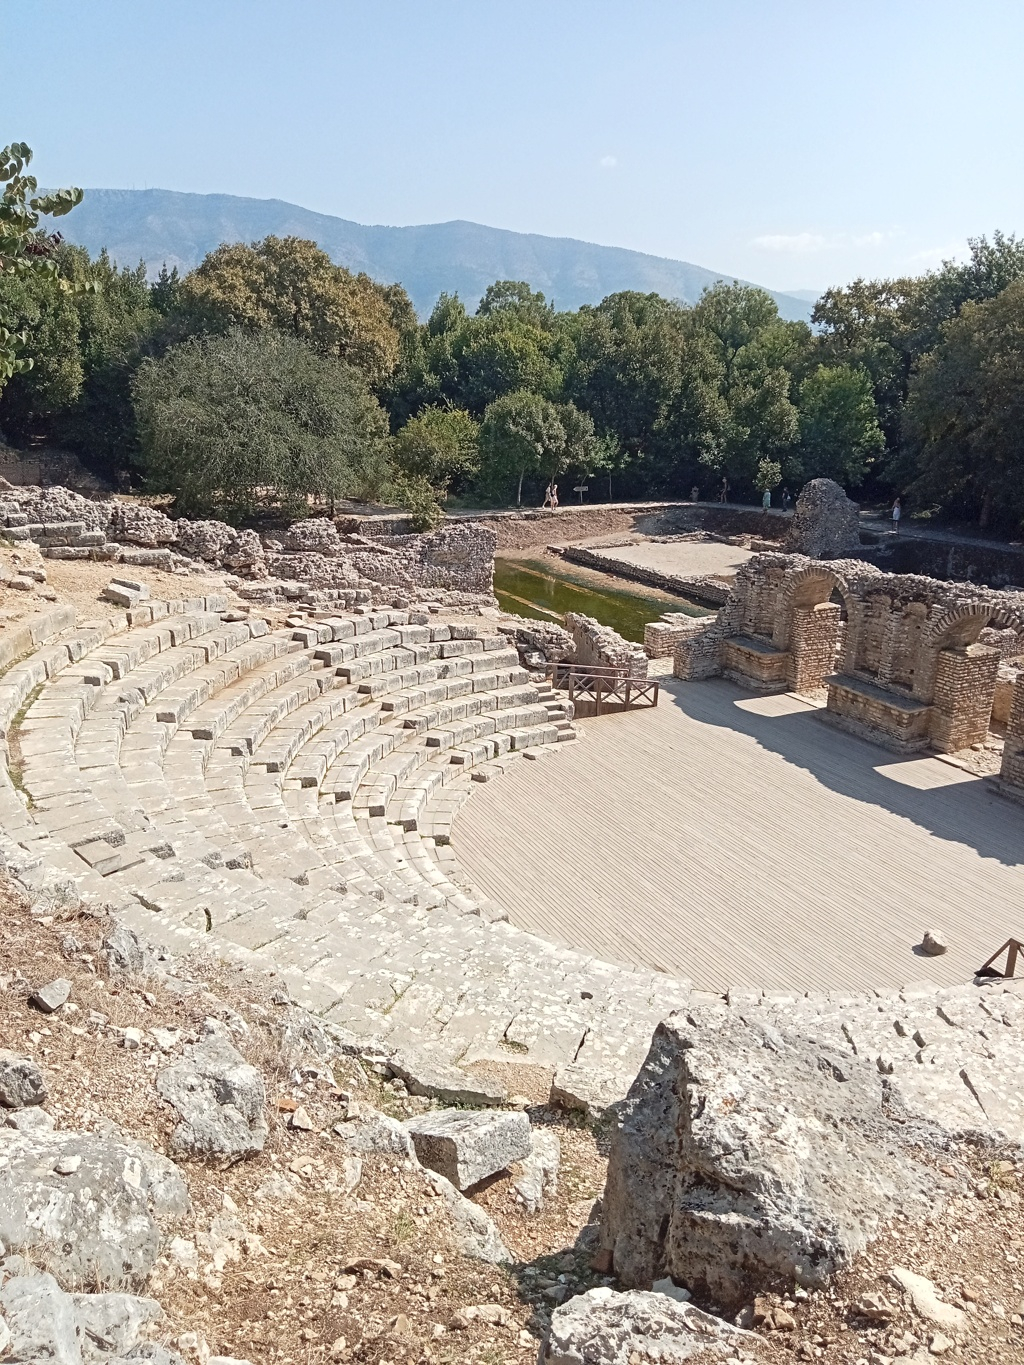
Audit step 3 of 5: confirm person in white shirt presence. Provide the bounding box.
[892,497,902,535]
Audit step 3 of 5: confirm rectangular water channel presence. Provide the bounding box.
[493,556,709,642]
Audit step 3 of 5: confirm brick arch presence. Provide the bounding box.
[913,601,1024,704]
[772,564,856,652]
[924,601,1024,651]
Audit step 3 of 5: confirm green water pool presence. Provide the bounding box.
[493,558,707,642]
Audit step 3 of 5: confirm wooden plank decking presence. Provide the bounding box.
[453,677,1024,994]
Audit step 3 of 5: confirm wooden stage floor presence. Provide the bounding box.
[453,677,1024,995]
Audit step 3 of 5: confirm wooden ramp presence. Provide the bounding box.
[453,677,1024,995]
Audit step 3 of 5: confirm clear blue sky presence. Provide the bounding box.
[5,0,1023,292]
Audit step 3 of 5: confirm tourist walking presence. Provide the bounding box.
[550,482,559,510]
[892,496,902,535]
[690,485,700,502]
[762,488,771,513]
[541,482,554,509]
[781,487,792,513]
[719,477,729,504]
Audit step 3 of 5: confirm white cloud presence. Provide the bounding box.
[908,242,962,268]
[752,229,894,255]
[752,232,827,253]
[599,154,617,168]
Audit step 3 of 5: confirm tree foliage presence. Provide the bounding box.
[905,280,1024,529]
[0,142,85,391]
[179,235,406,384]
[133,329,391,520]
[794,363,885,485]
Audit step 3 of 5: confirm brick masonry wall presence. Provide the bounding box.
[998,672,1024,790]
[928,645,1001,752]
[788,603,842,692]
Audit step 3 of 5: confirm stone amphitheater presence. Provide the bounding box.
[1,479,1023,1146]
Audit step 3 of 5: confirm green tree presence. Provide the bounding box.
[179,236,405,384]
[905,279,1024,530]
[392,405,479,496]
[477,391,594,505]
[133,329,391,520]
[755,458,782,493]
[794,363,885,486]
[0,142,85,391]
[681,283,799,493]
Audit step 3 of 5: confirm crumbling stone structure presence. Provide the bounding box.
[0,485,496,602]
[674,552,1024,764]
[567,613,648,677]
[785,477,862,559]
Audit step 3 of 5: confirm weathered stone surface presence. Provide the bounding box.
[886,1267,968,1336]
[600,1011,946,1309]
[3,1106,55,1135]
[786,478,861,559]
[0,1271,80,1365]
[420,1169,511,1263]
[513,1128,560,1214]
[404,1108,531,1190]
[0,1127,189,1289]
[73,1292,163,1360]
[101,923,146,975]
[542,1287,754,1363]
[29,977,71,1013]
[156,1022,267,1168]
[0,1052,46,1109]
[550,1064,623,1117]
[388,1045,505,1106]
[332,1106,417,1160]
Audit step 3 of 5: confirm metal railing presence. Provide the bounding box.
[549,661,659,714]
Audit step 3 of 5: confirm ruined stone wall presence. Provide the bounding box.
[787,603,842,692]
[566,613,648,677]
[0,487,497,600]
[785,478,861,559]
[998,673,1024,794]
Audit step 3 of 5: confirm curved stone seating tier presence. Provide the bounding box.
[3,597,711,1111]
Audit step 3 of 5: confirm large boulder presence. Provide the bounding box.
[786,478,861,558]
[599,1010,945,1311]
[156,1022,267,1168]
[0,1127,189,1290]
[542,1287,755,1363]
[404,1108,531,1190]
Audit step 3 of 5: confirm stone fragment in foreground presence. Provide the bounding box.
[0,1052,46,1109]
[157,1022,267,1168]
[405,1108,531,1190]
[420,1168,512,1263]
[513,1127,560,1213]
[388,1044,506,1106]
[541,1287,754,1363]
[29,977,71,1013]
[599,1011,945,1310]
[0,1127,189,1290]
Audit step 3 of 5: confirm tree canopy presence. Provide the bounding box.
[7,223,1024,532]
[0,142,85,391]
[132,328,391,520]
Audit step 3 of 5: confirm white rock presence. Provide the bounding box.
[420,1168,511,1263]
[542,1287,754,1363]
[404,1108,531,1190]
[513,1128,560,1213]
[652,1277,691,1303]
[29,977,71,1014]
[887,1267,967,1335]
[0,1051,47,1109]
[54,1152,82,1175]
[921,930,948,956]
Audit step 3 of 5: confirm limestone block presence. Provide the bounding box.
[0,1053,46,1109]
[404,1108,531,1190]
[542,1287,753,1364]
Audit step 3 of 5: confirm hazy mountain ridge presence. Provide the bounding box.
[60,188,814,322]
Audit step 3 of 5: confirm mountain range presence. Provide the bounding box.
[59,188,815,322]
